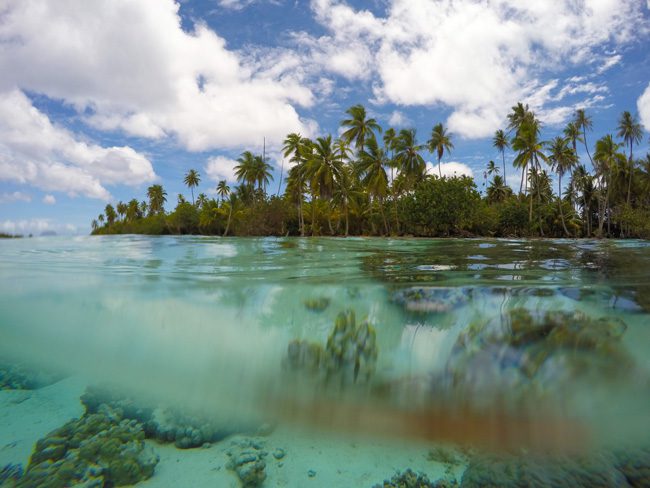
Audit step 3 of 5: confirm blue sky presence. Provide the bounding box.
[1,0,650,235]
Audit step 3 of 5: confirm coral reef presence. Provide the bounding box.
[226,438,268,488]
[0,361,64,390]
[303,296,331,312]
[284,310,378,388]
[460,448,650,488]
[14,405,158,488]
[373,468,456,488]
[0,464,23,487]
[81,386,237,448]
[391,287,471,315]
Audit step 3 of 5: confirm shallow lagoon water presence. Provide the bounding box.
[1,236,650,487]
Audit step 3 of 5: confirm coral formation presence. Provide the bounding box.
[13,405,158,488]
[81,386,237,448]
[0,464,23,486]
[392,287,471,314]
[0,361,64,390]
[373,468,456,488]
[303,296,331,312]
[226,438,268,488]
[284,310,378,388]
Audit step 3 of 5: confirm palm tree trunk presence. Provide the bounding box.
[344,204,349,237]
[502,152,507,186]
[438,157,442,178]
[558,174,570,237]
[626,142,633,205]
[379,196,389,235]
[191,188,194,206]
[519,164,526,194]
[223,205,233,237]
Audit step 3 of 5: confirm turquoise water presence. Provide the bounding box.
[1,236,650,486]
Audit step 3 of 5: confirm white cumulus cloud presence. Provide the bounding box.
[0,191,31,203]
[205,156,239,183]
[638,82,650,131]
[43,194,56,205]
[0,0,315,152]
[0,90,156,200]
[426,161,474,179]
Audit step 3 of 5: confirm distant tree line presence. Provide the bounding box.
[91,104,650,238]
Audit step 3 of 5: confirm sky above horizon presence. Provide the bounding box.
[1,0,650,235]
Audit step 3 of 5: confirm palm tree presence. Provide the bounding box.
[216,180,230,204]
[340,104,381,151]
[486,160,499,177]
[98,214,105,225]
[356,138,390,234]
[223,193,236,237]
[512,118,548,229]
[428,123,454,178]
[383,127,398,185]
[285,161,308,236]
[486,175,512,203]
[332,165,361,237]
[251,155,274,191]
[126,199,141,221]
[177,194,187,205]
[91,219,98,231]
[574,109,594,170]
[571,164,594,236]
[547,136,578,236]
[147,184,167,215]
[492,129,509,185]
[116,201,127,222]
[104,204,117,225]
[394,129,426,189]
[196,193,208,209]
[616,111,644,205]
[507,102,533,134]
[139,201,148,216]
[593,134,626,237]
[235,151,257,188]
[183,169,201,205]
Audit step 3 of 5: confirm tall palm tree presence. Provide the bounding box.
[512,118,548,229]
[428,123,454,178]
[394,129,426,189]
[547,136,578,236]
[116,201,127,222]
[574,109,594,171]
[216,180,230,204]
[98,214,105,225]
[486,175,512,203]
[340,104,382,151]
[486,160,499,177]
[91,219,98,231]
[251,155,274,191]
[332,165,361,237]
[104,204,117,225]
[183,169,201,205]
[146,184,167,215]
[593,134,626,237]
[383,127,398,185]
[223,193,236,237]
[492,129,509,185]
[126,199,141,221]
[235,151,258,188]
[571,164,593,236]
[196,193,208,209]
[616,111,644,205]
[507,102,533,134]
[356,138,390,234]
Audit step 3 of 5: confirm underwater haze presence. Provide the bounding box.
[1,236,650,487]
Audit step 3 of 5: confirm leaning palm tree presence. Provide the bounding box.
[340,104,382,151]
[356,138,390,234]
[492,129,509,185]
[216,180,230,204]
[183,169,201,205]
[428,123,454,178]
[547,136,578,236]
[574,109,594,170]
[223,193,236,237]
[593,134,626,237]
[616,111,644,205]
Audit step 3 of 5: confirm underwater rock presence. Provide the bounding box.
[303,296,331,312]
[284,310,378,389]
[81,386,236,448]
[392,287,471,315]
[0,361,64,390]
[226,438,268,488]
[0,464,23,486]
[459,449,650,488]
[15,405,158,488]
[373,468,455,488]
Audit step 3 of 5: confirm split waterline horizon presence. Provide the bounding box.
[1,235,650,487]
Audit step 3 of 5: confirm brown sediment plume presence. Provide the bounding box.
[268,393,590,454]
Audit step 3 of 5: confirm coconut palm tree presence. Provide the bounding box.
[616,111,644,205]
[251,155,274,191]
[428,123,454,178]
[593,134,626,236]
[340,104,382,151]
[126,199,141,221]
[383,127,398,185]
[235,151,258,188]
[486,160,499,177]
[507,102,533,134]
[104,204,117,225]
[184,169,201,205]
[574,109,594,170]
[486,175,512,203]
[216,180,230,204]
[98,214,105,225]
[196,193,208,209]
[332,165,361,237]
[571,164,593,236]
[512,118,548,229]
[356,138,390,234]
[547,136,578,236]
[116,201,127,222]
[223,193,236,237]
[147,184,167,215]
[492,129,509,185]
[394,129,426,189]
[91,219,98,231]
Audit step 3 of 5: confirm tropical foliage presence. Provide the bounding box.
[92,104,650,239]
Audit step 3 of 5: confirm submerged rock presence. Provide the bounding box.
[0,464,23,486]
[226,438,268,488]
[0,361,64,390]
[303,296,331,312]
[392,287,471,315]
[373,468,456,488]
[15,405,158,487]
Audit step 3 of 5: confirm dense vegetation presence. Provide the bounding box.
[91,103,650,238]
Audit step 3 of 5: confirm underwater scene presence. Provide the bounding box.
[1,236,650,487]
